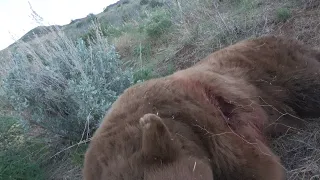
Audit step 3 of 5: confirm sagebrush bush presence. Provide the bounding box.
[2,27,134,141]
[101,23,123,38]
[81,23,124,47]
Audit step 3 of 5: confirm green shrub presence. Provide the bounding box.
[133,67,153,83]
[103,24,122,37]
[86,13,98,22]
[149,0,164,8]
[75,13,98,29]
[0,141,47,180]
[2,30,134,141]
[0,116,24,150]
[0,116,48,180]
[81,28,98,46]
[81,22,123,47]
[145,10,173,39]
[276,8,291,23]
[140,0,149,5]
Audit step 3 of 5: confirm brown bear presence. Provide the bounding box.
[83,35,320,180]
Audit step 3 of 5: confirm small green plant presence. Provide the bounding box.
[276,8,291,23]
[133,68,153,83]
[0,116,48,180]
[145,10,173,39]
[101,23,123,38]
[0,145,47,180]
[81,28,98,46]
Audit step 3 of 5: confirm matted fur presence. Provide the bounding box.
[83,36,320,180]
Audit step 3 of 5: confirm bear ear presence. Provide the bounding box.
[140,113,179,162]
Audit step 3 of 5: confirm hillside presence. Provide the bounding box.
[2,0,320,75]
[0,0,320,179]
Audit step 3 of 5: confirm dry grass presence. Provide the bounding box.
[272,5,320,49]
[266,6,320,178]
[114,32,142,61]
[47,157,83,180]
[271,119,320,180]
[24,128,88,180]
[114,33,135,58]
[152,0,300,73]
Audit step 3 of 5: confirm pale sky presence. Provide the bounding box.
[0,0,118,50]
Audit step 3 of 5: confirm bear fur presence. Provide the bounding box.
[83,35,320,180]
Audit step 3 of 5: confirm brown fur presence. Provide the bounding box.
[83,36,320,180]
